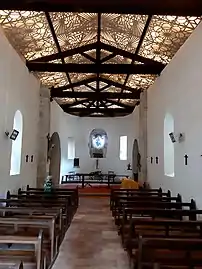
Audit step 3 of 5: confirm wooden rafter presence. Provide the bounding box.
[63,98,89,108]
[99,77,139,92]
[123,15,153,88]
[107,99,133,109]
[99,42,163,66]
[45,12,75,96]
[117,15,153,103]
[30,41,163,66]
[30,43,96,63]
[96,13,101,92]
[53,77,96,91]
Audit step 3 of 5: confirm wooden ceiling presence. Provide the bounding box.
[0,1,201,117]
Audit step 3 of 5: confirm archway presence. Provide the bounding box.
[49,132,61,186]
[132,139,141,181]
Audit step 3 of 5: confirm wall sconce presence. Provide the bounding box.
[5,129,19,140]
[169,132,185,143]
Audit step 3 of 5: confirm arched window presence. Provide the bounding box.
[164,113,174,177]
[10,110,23,176]
[89,129,108,158]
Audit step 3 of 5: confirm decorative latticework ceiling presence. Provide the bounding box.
[0,10,201,116]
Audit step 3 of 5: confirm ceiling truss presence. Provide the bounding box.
[25,13,165,117]
[0,10,201,116]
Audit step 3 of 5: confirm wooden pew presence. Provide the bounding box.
[0,207,63,238]
[124,218,202,252]
[2,197,71,229]
[0,261,23,269]
[0,216,57,264]
[110,189,171,210]
[25,185,79,208]
[110,192,181,212]
[135,237,202,269]
[118,207,201,239]
[14,190,77,220]
[113,199,195,224]
[0,230,43,269]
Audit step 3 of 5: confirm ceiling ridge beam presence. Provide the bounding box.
[99,77,139,92]
[30,42,97,63]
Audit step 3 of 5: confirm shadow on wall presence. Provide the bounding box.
[49,132,61,186]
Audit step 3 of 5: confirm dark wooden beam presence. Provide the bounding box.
[30,43,96,63]
[107,99,133,109]
[96,13,101,92]
[100,42,164,66]
[63,98,89,108]
[45,12,74,93]
[1,1,202,16]
[53,77,96,91]
[27,62,163,74]
[80,52,96,63]
[100,77,138,92]
[62,107,134,114]
[123,15,153,87]
[52,76,138,92]
[100,52,116,64]
[84,83,96,91]
[51,91,140,99]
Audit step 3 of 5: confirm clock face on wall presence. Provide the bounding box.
[92,135,105,149]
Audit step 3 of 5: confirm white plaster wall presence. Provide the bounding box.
[50,101,139,180]
[147,22,202,207]
[0,27,40,195]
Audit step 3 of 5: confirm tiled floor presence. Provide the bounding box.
[53,197,129,269]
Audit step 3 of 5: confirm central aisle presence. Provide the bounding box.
[53,197,129,269]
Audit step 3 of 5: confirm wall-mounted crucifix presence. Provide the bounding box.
[156,157,159,164]
[184,154,188,165]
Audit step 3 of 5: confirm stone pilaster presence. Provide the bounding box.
[139,90,148,184]
[36,86,50,187]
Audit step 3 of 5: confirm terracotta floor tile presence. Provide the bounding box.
[52,197,128,269]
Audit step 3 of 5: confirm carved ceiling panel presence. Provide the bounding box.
[50,12,97,51]
[126,74,157,89]
[36,72,68,88]
[139,15,201,63]
[0,11,57,60]
[69,73,94,83]
[101,14,148,52]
